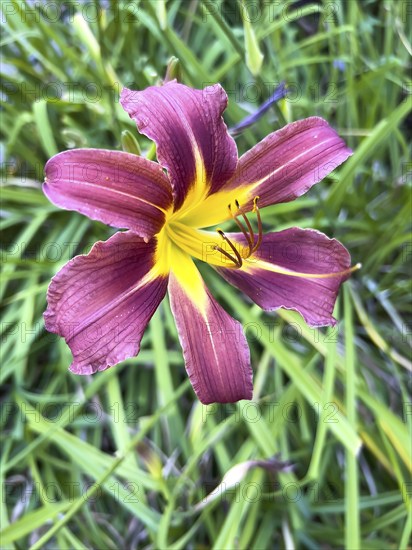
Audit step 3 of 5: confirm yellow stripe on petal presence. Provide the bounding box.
[243,258,361,279]
[156,223,209,310]
[154,226,172,276]
[174,184,254,228]
[121,83,238,212]
[168,253,253,404]
[214,228,354,328]
[169,244,208,315]
[45,232,169,375]
[171,146,209,215]
[177,117,353,229]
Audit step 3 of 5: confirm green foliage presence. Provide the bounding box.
[1,1,411,548]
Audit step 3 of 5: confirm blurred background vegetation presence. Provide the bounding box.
[1,0,411,548]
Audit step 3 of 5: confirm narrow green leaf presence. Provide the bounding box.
[344,286,360,550]
[32,100,58,157]
[0,502,71,545]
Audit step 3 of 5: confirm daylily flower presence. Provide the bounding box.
[43,82,355,404]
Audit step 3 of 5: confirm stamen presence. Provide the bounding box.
[214,197,360,279]
[228,204,253,253]
[235,199,255,248]
[215,198,265,267]
[216,228,243,268]
[213,244,241,268]
[251,196,262,253]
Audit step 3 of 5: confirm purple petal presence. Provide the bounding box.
[227,117,352,211]
[44,149,172,240]
[168,254,252,404]
[216,228,351,327]
[44,232,168,374]
[120,82,238,211]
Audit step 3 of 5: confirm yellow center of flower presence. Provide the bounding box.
[155,194,361,283]
[155,196,264,274]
